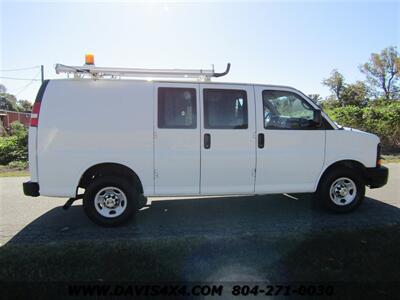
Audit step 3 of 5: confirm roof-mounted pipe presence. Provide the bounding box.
[213,63,231,77]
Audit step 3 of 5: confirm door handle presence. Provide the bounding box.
[204,133,211,149]
[258,133,265,149]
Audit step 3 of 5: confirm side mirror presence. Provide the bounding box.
[313,110,322,127]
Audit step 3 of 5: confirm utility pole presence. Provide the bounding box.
[41,65,44,83]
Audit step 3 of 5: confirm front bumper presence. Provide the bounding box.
[364,166,389,189]
[23,181,40,197]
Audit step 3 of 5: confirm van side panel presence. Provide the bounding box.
[324,130,378,170]
[37,80,154,197]
[316,129,380,190]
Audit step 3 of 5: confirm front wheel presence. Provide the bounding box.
[83,176,138,226]
[317,168,365,213]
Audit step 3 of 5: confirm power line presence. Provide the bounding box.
[15,72,41,96]
[0,66,40,72]
[5,70,42,97]
[15,80,39,97]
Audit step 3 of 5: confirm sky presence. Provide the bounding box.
[0,0,399,102]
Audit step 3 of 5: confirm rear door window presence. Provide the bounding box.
[158,87,197,129]
[203,89,248,129]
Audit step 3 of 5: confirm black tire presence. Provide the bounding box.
[83,176,139,226]
[317,167,365,213]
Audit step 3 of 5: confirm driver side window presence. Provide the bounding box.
[263,90,315,129]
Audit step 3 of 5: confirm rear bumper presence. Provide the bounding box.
[364,166,389,189]
[23,181,40,197]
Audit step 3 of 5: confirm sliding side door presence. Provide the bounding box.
[154,82,200,195]
[200,84,256,194]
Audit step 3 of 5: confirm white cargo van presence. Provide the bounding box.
[23,62,388,226]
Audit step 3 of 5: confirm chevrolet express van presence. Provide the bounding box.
[23,62,389,226]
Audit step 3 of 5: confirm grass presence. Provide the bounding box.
[0,165,29,177]
[382,154,400,164]
[0,170,29,177]
[1,225,399,283]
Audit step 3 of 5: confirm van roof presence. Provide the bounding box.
[51,78,299,91]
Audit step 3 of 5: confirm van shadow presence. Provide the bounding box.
[5,193,400,245]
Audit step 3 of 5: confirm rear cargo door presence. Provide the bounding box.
[154,82,200,195]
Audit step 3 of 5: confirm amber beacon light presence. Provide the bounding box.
[85,53,95,65]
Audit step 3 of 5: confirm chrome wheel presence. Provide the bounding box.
[329,177,357,206]
[94,186,127,218]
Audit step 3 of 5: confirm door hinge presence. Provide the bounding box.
[252,168,256,177]
[153,131,157,139]
[154,169,159,179]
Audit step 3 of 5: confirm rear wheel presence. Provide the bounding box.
[83,176,138,226]
[317,168,365,213]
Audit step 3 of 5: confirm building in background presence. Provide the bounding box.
[0,110,31,135]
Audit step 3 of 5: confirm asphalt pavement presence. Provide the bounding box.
[0,164,399,245]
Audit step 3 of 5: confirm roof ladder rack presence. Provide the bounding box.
[55,63,231,81]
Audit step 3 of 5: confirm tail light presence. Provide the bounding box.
[376,143,382,167]
[30,80,49,128]
[30,102,41,127]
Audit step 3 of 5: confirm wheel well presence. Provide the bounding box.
[318,160,366,188]
[78,163,143,194]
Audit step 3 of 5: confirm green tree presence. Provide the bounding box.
[0,93,18,111]
[322,69,345,105]
[359,46,400,100]
[320,95,341,110]
[326,102,400,151]
[17,99,33,112]
[9,120,26,135]
[0,84,6,94]
[0,121,28,164]
[341,81,369,107]
[308,94,322,104]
